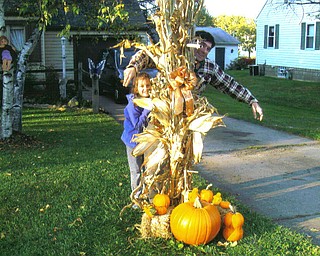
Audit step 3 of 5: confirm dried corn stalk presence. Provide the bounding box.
[128,0,224,207]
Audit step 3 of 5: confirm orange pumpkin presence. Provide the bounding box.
[200,184,214,203]
[153,194,170,208]
[220,201,231,209]
[223,205,244,242]
[170,197,221,245]
[153,194,170,215]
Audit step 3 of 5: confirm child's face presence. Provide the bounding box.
[137,79,151,98]
[0,38,8,45]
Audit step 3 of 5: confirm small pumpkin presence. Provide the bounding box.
[223,205,245,242]
[170,197,221,245]
[220,201,231,209]
[153,193,170,208]
[200,184,214,203]
[153,193,170,215]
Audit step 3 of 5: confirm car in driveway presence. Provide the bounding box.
[99,48,158,103]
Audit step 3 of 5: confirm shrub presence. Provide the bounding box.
[227,57,256,70]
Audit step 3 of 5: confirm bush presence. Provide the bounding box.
[227,57,256,70]
[44,65,60,102]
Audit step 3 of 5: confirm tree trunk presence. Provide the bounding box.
[0,0,14,139]
[12,27,42,132]
[1,69,14,138]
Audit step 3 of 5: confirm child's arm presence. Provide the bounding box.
[127,103,150,132]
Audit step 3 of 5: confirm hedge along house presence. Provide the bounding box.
[256,0,320,81]
[3,0,152,86]
[195,27,240,70]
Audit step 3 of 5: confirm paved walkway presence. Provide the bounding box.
[83,90,320,245]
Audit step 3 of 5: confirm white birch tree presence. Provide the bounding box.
[0,0,14,139]
[12,28,42,133]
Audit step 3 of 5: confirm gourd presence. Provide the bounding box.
[200,184,214,203]
[188,188,199,203]
[220,201,231,209]
[212,192,222,205]
[223,205,244,242]
[153,194,170,215]
[170,197,221,245]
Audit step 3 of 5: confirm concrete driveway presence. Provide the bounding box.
[83,90,320,245]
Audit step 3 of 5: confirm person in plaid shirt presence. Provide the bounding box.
[123,30,263,121]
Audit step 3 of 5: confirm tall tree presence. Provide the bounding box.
[0,0,14,139]
[270,0,320,18]
[213,15,256,58]
[197,6,214,27]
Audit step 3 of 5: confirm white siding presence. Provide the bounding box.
[225,45,239,69]
[256,0,320,70]
[43,31,149,81]
[207,45,239,69]
[44,32,74,80]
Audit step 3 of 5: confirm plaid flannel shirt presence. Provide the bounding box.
[127,50,258,105]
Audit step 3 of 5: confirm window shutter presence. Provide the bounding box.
[275,24,280,49]
[300,22,306,50]
[264,25,268,49]
[315,22,320,50]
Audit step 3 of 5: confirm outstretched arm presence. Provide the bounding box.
[123,50,156,87]
[202,61,264,121]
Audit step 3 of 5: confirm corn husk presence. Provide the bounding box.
[121,0,225,223]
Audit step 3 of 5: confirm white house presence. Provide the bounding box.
[196,27,240,70]
[256,0,320,81]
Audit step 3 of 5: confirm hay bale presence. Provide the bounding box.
[140,213,152,238]
[140,207,173,239]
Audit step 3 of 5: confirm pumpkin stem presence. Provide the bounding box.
[229,204,236,213]
[193,196,203,208]
[205,183,212,190]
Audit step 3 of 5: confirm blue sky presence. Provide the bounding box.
[203,0,266,19]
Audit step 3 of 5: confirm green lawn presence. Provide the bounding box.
[0,107,319,255]
[203,70,320,140]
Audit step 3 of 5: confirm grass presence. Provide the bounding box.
[1,106,319,255]
[203,70,320,140]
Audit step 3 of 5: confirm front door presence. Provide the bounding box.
[215,47,225,70]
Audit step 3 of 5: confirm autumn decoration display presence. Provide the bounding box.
[119,0,246,246]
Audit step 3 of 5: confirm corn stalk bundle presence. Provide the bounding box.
[128,0,224,207]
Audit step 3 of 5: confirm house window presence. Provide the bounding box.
[306,24,314,48]
[264,24,280,49]
[268,26,275,47]
[301,22,320,50]
[9,27,25,51]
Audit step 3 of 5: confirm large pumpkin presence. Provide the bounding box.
[170,197,221,245]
